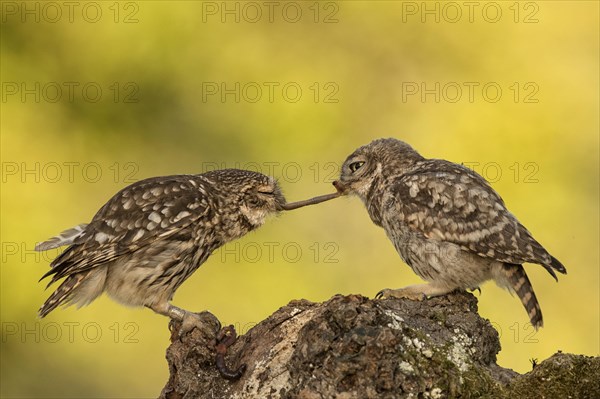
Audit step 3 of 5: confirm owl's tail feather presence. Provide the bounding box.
[550,255,566,275]
[536,255,566,282]
[501,264,543,329]
[39,273,86,318]
[35,223,88,252]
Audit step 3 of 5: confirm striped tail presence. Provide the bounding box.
[501,264,543,329]
[39,273,86,318]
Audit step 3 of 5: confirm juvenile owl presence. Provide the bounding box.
[333,138,565,328]
[36,169,338,334]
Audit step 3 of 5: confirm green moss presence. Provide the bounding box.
[460,367,506,399]
[508,353,600,398]
[430,311,448,325]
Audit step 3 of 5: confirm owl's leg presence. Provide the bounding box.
[376,282,455,301]
[147,302,220,338]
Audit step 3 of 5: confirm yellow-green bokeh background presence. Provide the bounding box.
[1,1,598,397]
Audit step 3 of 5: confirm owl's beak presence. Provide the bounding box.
[281,192,341,211]
[332,180,348,195]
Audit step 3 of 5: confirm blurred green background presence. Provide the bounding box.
[1,1,598,397]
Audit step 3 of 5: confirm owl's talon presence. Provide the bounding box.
[178,313,202,338]
[412,293,427,301]
[375,289,387,299]
[469,287,482,295]
[376,288,427,301]
[178,311,221,339]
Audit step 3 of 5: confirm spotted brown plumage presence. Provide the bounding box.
[334,138,566,329]
[37,169,339,333]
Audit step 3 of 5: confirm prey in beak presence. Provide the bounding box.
[281,191,341,211]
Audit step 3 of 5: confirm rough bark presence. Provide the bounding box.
[160,293,599,399]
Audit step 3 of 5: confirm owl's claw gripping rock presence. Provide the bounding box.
[215,325,246,380]
[176,311,221,339]
[376,288,427,301]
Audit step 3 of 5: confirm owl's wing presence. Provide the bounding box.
[384,160,565,279]
[41,175,215,284]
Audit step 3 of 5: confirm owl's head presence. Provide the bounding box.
[334,138,424,201]
[242,174,286,211]
[205,169,286,226]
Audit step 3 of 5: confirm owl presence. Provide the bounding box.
[36,169,338,334]
[333,138,566,328]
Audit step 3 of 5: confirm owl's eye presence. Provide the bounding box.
[349,161,365,173]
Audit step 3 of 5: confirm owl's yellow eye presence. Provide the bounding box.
[349,161,365,173]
